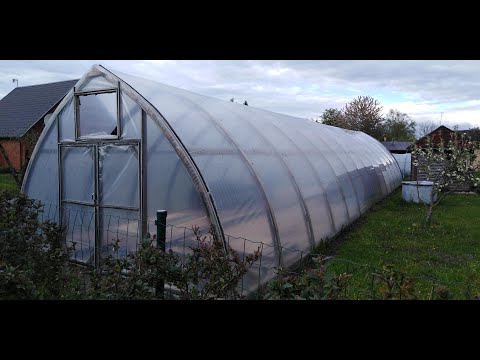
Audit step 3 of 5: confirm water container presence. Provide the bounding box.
[402,181,437,204]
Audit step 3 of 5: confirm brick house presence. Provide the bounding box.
[0,79,78,170]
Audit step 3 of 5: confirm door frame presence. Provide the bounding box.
[59,140,141,267]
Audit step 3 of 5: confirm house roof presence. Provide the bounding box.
[0,79,78,138]
[414,125,455,148]
[381,141,413,152]
[456,128,480,141]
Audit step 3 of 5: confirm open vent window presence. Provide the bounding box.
[75,86,120,141]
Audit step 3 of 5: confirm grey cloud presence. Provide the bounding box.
[1,60,480,128]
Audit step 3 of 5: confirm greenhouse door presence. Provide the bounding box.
[60,142,141,266]
[97,143,140,262]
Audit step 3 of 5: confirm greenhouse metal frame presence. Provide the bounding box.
[22,64,402,290]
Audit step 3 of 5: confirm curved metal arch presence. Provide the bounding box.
[292,126,352,225]
[319,126,365,216]
[20,127,46,193]
[267,121,336,239]
[21,89,73,193]
[22,66,108,192]
[354,133,392,194]
[225,106,315,249]
[365,133,401,189]
[95,65,226,247]
[345,133,386,204]
[363,136,393,193]
[143,95,283,265]
[367,135,402,190]
[331,129,382,211]
[311,126,362,220]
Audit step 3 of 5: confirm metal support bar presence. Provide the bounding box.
[61,140,140,146]
[117,81,122,138]
[295,130,352,226]
[237,114,315,250]
[93,144,100,268]
[74,88,117,96]
[141,110,147,240]
[155,210,167,299]
[156,210,167,250]
[58,143,62,231]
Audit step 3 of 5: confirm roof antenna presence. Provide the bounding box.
[12,79,18,87]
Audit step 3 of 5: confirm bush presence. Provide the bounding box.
[82,226,261,300]
[3,193,463,300]
[0,192,75,299]
[263,255,351,300]
[0,193,261,300]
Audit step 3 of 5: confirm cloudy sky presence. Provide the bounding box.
[1,60,479,132]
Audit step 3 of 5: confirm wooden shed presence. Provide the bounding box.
[411,125,474,192]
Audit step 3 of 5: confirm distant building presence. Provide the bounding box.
[414,125,456,149]
[456,128,480,142]
[381,141,413,154]
[382,141,413,178]
[0,79,78,170]
[411,125,474,192]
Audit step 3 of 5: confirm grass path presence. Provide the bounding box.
[0,173,18,193]
[320,190,480,299]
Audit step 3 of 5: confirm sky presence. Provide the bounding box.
[1,60,480,133]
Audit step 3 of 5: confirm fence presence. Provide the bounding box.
[35,202,479,300]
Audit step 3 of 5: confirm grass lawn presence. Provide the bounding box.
[0,173,19,193]
[318,189,480,299]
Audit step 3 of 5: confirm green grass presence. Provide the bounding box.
[317,190,480,299]
[0,173,19,193]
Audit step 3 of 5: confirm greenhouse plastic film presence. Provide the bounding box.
[98,145,139,209]
[23,121,59,210]
[58,97,75,142]
[145,117,210,234]
[120,92,141,139]
[61,146,94,204]
[23,65,404,293]
[63,203,95,264]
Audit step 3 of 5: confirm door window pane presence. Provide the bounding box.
[98,144,139,208]
[62,146,94,204]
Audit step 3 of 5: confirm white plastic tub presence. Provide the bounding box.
[402,181,437,204]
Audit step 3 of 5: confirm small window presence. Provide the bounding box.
[77,91,119,139]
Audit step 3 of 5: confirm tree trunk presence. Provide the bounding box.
[425,187,435,225]
[425,204,433,225]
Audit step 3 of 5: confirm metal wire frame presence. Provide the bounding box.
[30,201,479,300]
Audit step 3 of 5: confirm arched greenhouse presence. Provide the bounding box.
[22,64,402,293]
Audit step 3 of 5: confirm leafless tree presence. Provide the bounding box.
[417,121,437,138]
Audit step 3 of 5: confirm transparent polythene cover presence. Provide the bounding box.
[112,68,401,263]
[24,65,402,292]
